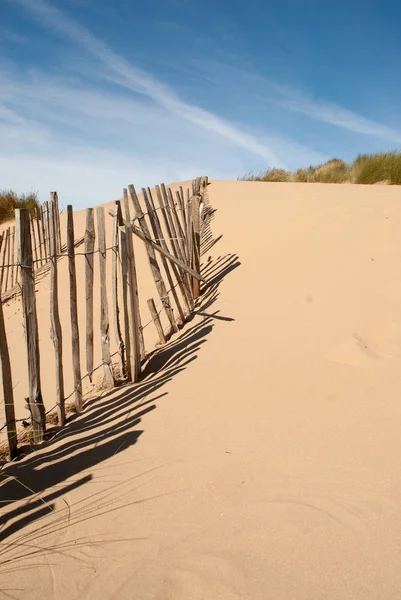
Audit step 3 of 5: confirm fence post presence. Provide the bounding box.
[0,289,17,458]
[16,209,45,443]
[122,188,145,360]
[85,208,95,382]
[118,227,131,381]
[0,228,9,293]
[112,201,125,377]
[67,206,83,412]
[192,193,201,298]
[52,191,61,253]
[96,206,114,388]
[143,188,186,323]
[45,202,51,261]
[128,184,178,335]
[119,225,141,382]
[35,208,44,267]
[10,226,15,289]
[49,194,65,426]
[148,186,192,315]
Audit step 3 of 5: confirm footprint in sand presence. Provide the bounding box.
[326,323,401,367]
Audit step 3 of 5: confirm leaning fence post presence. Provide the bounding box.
[10,226,15,289]
[192,193,201,298]
[0,228,9,293]
[16,209,45,443]
[96,206,114,388]
[118,227,131,381]
[49,194,65,426]
[143,187,187,323]
[4,227,11,293]
[128,184,178,335]
[0,289,17,458]
[67,206,83,412]
[122,188,145,360]
[84,209,95,382]
[119,225,141,382]
[112,201,125,377]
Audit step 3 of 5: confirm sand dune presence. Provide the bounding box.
[2,180,401,599]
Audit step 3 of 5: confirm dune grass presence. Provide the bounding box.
[0,190,39,224]
[240,151,401,185]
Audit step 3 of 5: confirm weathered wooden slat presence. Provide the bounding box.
[130,222,204,283]
[49,194,65,426]
[112,201,125,377]
[176,189,188,247]
[192,193,201,298]
[118,227,131,381]
[119,224,141,382]
[67,206,83,412]
[84,208,95,382]
[40,204,47,262]
[128,184,178,334]
[35,208,44,267]
[143,188,187,323]
[29,215,39,273]
[0,229,9,293]
[4,226,11,292]
[96,206,114,388]
[0,232,5,292]
[151,187,193,312]
[122,189,145,360]
[167,187,191,267]
[45,202,51,260]
[10,226,15,289]
[147,298,166,345]
[52,191,62,253]
[0,287,17,458]
[16,209,45,443]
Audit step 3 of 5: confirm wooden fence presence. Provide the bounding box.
[0,176,209,459]
[0,197,62,297]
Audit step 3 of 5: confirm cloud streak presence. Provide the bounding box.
[270,81,401,145]
[12,0,283,166]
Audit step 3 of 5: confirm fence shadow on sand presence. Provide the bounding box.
[0,250,240,551]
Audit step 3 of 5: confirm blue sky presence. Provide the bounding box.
[1,0,401,207]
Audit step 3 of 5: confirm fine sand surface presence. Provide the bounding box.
[2,180,401,598]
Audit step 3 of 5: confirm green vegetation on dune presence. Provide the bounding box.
[0,190,39,224]
[240,151,401,185]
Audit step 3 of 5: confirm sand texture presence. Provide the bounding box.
[2,180,401,599]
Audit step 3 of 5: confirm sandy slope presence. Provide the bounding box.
[2,180,401,598]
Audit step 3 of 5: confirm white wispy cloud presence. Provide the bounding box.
[192,61,401,146]
[0,26,28,44]
[269,81,401,145]
[12,0,282,166]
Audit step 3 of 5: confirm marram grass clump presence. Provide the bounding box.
[240,152,401,185]
[0,190,39,224]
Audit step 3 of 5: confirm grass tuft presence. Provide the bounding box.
[240,151,401,185]
[0,190,40,224]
